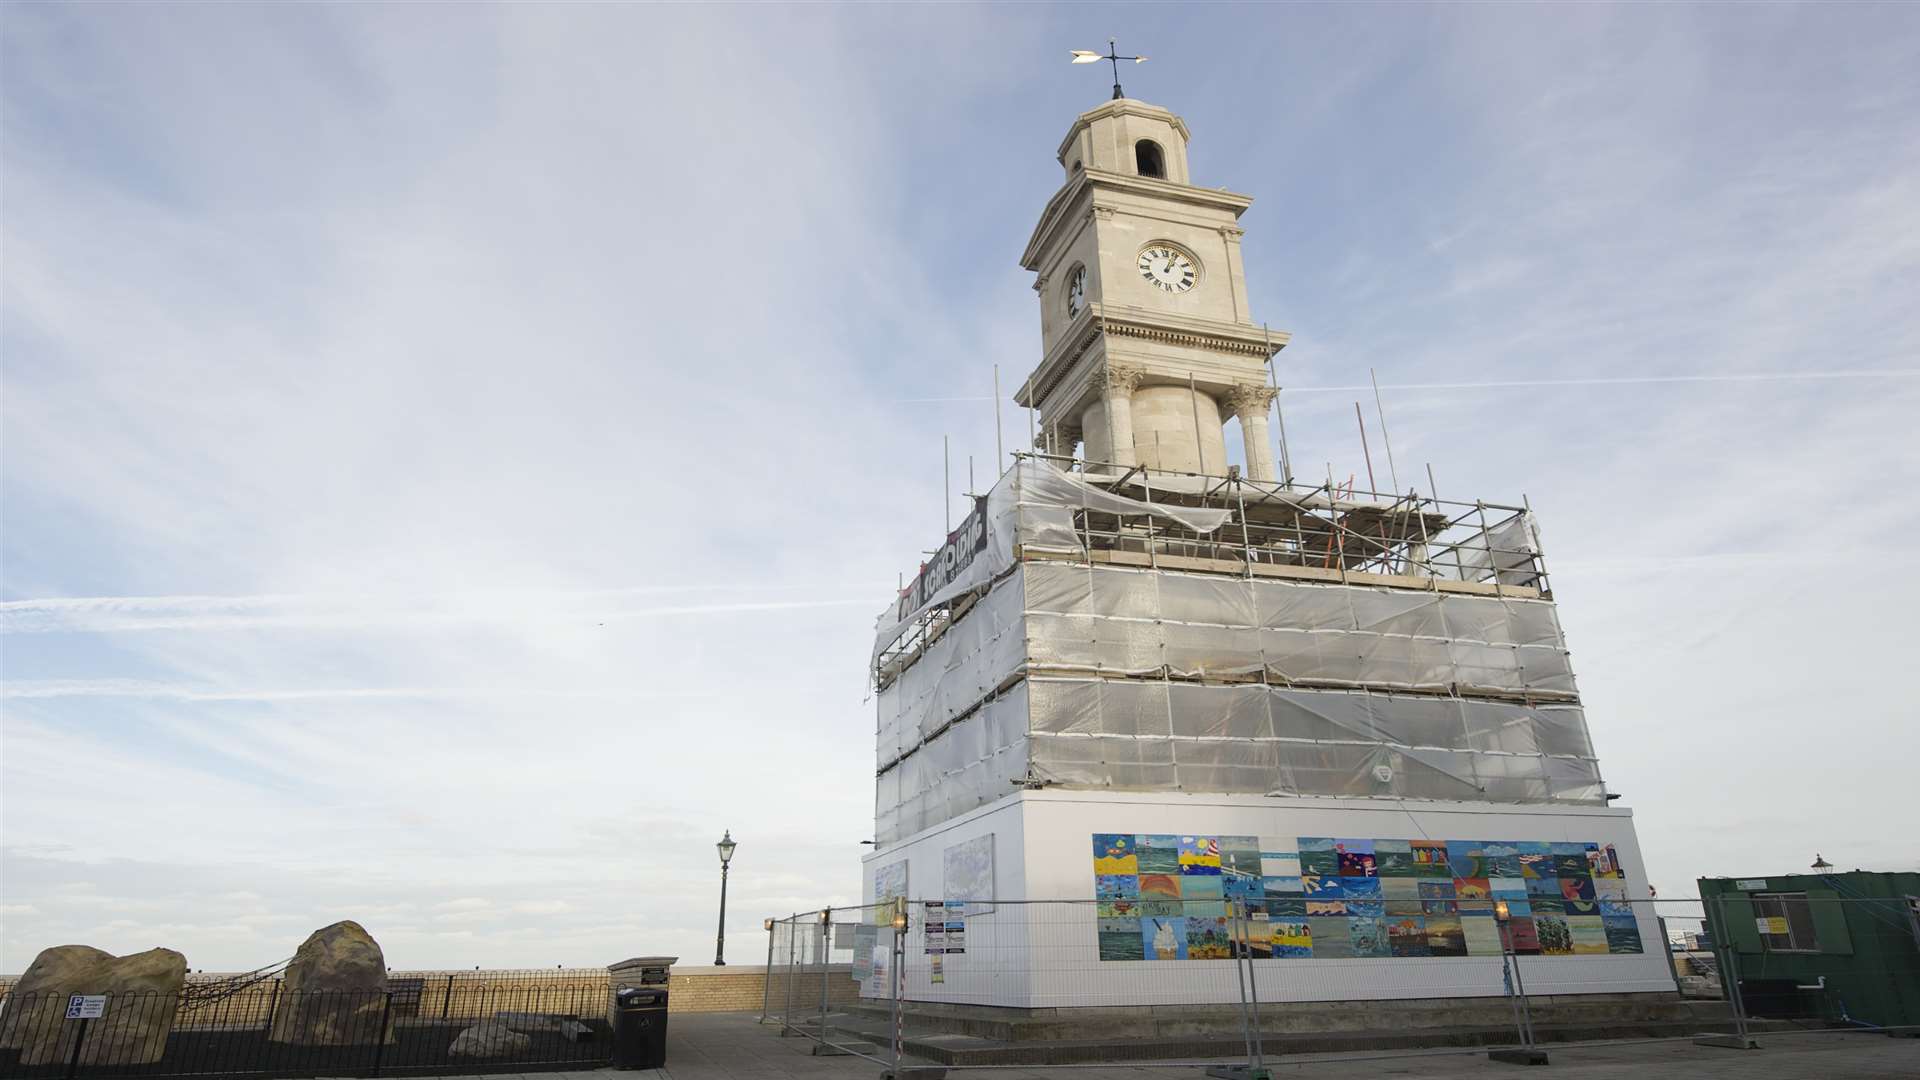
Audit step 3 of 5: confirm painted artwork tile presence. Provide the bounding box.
[1219,836,1263,878]
[1457,899,1494,918]
[1530,896,1567,916]
[1411,840,1449,873]
[1306,875,1349,900]
[1387,916,1431,957]
[1535,914,1575,956]
[1563,899,1599,919]
[1185,900,1228,919]
[1374,839,1415,878]
[1384,901,1426,918]
[1418,878,1457,899]
[1097,873,1141,900]
[1553,852,1591,878]
[1182,875,1225,900]
[1517,845,1554,879]
[1269,897,1307,918]
[1241,914,1273,959]
[1381,877,1421,901]
[1349,917,1390,957]
[1263,876,1304,897]
[1525,877,1563,901]
[1568,915,1609,955]
[1426,914,1467,957]
[1343,878,1383,900]
[1098,898,1139,919]
[1488,877,1528,900]
[943,834,995,913]
[1603,914,1644,954]
[872,860,909,925]
[1261,850,1302,878]
[1137,834,1182,874]
[1506,900,1533,920]
[1462,913,1504,957]
[1447,841,1492,879]
[1093,834,1139,875]
[1454,877,1492,901]
[1179,836,1223,874]
[1422,899,1459,918]
[1485,841,1523,879]
[1306,899,1348,917]
[1223,874,1261,901]
[1338,849,1378,878]
[1560,875,1596,902]
[1298,837,1340,877]
[1099,921,1145,961]
[1299,851,1340,878]
[1590,843,1626,879]
[1187,917,1233,959]
[1313,910,1359,953]
[1346,900,1385,921]
[1271,920,1313,958]
[1143,916,1187,960]
[1594,879,1631,916]
[1508,916,1541,955]
[1140,873,1182,900]
[1139,899,1184,918]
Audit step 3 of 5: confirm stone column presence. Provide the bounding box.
[1225,383,1281,482]
[1092,362,1146,468]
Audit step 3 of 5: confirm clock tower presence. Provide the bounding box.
[1017,97,1290,478]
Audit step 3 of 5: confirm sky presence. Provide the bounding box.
[3,3,1917,973]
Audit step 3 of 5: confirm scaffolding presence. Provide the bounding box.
[870,454,1602,846]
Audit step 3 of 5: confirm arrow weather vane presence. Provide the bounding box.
[1071,38,1147,100]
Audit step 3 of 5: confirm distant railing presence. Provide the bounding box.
[0,977,610,1079]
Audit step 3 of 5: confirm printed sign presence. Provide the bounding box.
[923,901,966,954]
[1735,879,1769,891]
[896,496,989,620]
[66,995,107,1020]
[1757,916,1789,935]
[851,925,877,981]
[930,955,944,984]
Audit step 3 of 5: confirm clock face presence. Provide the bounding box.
[1065,266,1087,318]
[1138,245,1197,293]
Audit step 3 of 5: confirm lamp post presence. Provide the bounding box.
[714,830,737,966]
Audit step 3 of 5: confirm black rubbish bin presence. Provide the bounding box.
[611,985,668,1069]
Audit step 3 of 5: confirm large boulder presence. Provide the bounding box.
[448,1019,531,1059]
[268,921,391,1046]
[0,945,187,1065]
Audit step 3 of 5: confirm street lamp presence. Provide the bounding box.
[714,830,737,966]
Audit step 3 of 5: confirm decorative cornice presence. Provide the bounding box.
[1103,320,1273,358]
[1224,382,1280,417]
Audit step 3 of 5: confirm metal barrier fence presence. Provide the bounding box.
[761,893,1919,1073]
[0,979,611,1079]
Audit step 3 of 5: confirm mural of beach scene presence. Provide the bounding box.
[1088,833,1641,961]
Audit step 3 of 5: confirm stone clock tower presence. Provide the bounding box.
[1017,97,1290,479]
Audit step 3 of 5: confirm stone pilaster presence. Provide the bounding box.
[1224,383,1280,482]
[1091,362,1147,468]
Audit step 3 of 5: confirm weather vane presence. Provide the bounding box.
[1071,39,1147,101]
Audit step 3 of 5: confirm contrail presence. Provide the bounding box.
[1,592,876,634]
[898,369,1919,401]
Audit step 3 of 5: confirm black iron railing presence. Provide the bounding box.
[0,979,611,1079]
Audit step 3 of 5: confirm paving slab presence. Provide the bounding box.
[639,1012,1920,1080]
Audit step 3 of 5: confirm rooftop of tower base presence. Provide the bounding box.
[871,455,1601,846]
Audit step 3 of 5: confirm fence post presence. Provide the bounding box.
[1657,914,1685,995]
[64,1016,90,1080]
[783,913,799,1034]
[817,906,833,1043]
[1240,900,1265,1073]
[760,919,777,1022]
[889,898,905,1071]
[368,991,393,1077]
[441,974,454,1020]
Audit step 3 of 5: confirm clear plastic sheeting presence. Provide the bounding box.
[876,571,1026,773]
[1023,562,1577,696]
[1022,679,1601,804]
[876,684,1032,845]
[873,460,1231,666]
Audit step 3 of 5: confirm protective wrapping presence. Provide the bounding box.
[872,464,1605,844]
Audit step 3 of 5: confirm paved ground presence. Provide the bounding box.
[501,1011,1920,1079]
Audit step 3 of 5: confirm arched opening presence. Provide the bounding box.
[1071,159,1083,173]
[1135,139,1166,179]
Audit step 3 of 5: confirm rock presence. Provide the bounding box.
[0,944,187,1066]
[449,1020,531,1058]
[268,921,391,1046]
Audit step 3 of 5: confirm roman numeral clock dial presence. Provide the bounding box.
[1137,245,1197,293]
